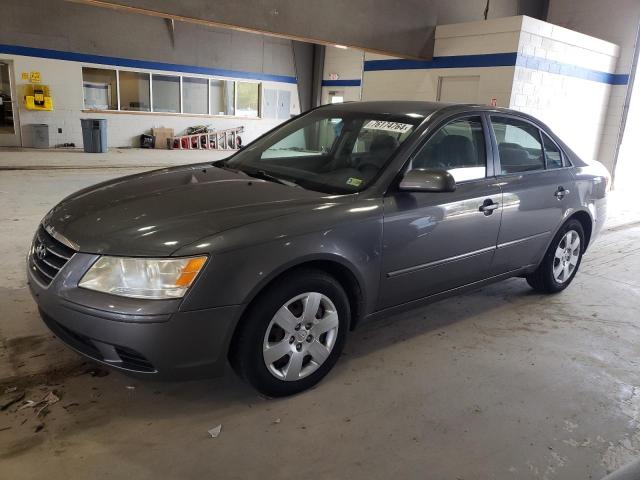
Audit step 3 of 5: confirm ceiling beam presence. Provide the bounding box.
[66,0,438,59]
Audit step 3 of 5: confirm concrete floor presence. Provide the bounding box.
[1,149,640,479]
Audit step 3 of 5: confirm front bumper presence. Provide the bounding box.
[28,252,243,380]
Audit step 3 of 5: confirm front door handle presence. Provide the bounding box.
[555,186,570,199]
[479,199,499,215]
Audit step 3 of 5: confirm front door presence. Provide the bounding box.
[379,114,502,309]
[0,61,21,147]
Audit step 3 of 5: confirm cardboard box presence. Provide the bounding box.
[152,127,174,149]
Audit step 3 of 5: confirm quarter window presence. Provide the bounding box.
[492,117,544,174]
[410,116,487,182]
[542,132,563,169]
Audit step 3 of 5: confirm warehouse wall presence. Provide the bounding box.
[0,0,302,147]
[547,0,640,179]
[359,16,623,170]
[1,53,299,148]
[321,47,364,104]
[360,17,521,107]
[511,16,621,170]
[2,0,297,79]
[76,0,544,60]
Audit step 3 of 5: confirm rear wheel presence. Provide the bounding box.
[231,269,349,397]
[526,219,585,293]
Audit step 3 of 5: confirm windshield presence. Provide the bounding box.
[223,110,419,194]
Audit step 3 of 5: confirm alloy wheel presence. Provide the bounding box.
[552,229,581,284]
[262,292,339,381]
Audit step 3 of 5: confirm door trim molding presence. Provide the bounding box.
[496,231,550,249]
[387,245,496,278]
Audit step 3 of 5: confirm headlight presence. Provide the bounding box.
[78,256,207,299]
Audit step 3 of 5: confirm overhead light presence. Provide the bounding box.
[334,45,348,49]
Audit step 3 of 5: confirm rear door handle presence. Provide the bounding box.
[479,199,499,215]
[555,186,570,199]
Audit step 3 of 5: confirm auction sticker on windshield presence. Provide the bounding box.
[364,120,413,134]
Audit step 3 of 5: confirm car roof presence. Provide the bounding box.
[317,100,538,123]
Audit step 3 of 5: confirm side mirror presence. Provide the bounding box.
[399,168,456,192]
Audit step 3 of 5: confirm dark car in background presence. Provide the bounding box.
[28,101,609,396]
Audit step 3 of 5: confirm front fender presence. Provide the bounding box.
[178,214,383,316]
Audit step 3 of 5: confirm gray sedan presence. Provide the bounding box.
[28,101,609,396]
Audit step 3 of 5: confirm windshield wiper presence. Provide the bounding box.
[244,169,299,188]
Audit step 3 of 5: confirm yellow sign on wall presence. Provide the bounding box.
[29,71,41,83]
[21,72,29,81]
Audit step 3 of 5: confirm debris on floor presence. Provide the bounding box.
[83,366,110,377]
[35,391,60,417]
[17,400,36,411]
[208,424,222,438]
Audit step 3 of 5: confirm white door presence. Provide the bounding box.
[0,61,21,147]
[437,76,480,104]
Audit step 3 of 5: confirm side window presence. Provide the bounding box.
[410,116,487,182]
[492,117,544,174]
[542,132,563,169]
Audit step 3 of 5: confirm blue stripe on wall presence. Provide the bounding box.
[515,54,629,85]
[0,44,298,84]
[321,79,362,87]
[364,52,629,86]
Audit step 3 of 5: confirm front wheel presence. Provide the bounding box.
[526,219,585,293]
[230,269,349,397]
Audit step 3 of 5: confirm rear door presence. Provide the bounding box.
[488,115,575,274]
[379,113,502,309]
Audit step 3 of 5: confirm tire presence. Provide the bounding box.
[230,269,350,397]
[526,219,585,294]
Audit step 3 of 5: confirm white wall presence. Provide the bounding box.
[359,15,624,171]
[361,17,522,106]
[2,53,299,148]
[510,16,621,170]
[547,0,640,180]
[320,46,364,104]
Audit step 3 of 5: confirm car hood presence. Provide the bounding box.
[43,164,335,256]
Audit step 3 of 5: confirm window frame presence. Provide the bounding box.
[150,73,181,113]
[540,130,565,169]
[235,80,262,118]
[181,76,210,115]
[80,66,263,119]
[401,112,495,186]
[118,70,152,112]
[489,114,573,176]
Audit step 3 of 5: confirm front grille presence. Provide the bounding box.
[29,225,76,286]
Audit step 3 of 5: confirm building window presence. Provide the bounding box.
[82,68,118,110]
[81,68,263,118]
[119,71,151,111]
[151,74,180,113]
[210,80,235,116]
[182,77,208,114]
[236,81,260,117]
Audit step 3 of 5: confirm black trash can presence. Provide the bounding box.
[80,118,107,153]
